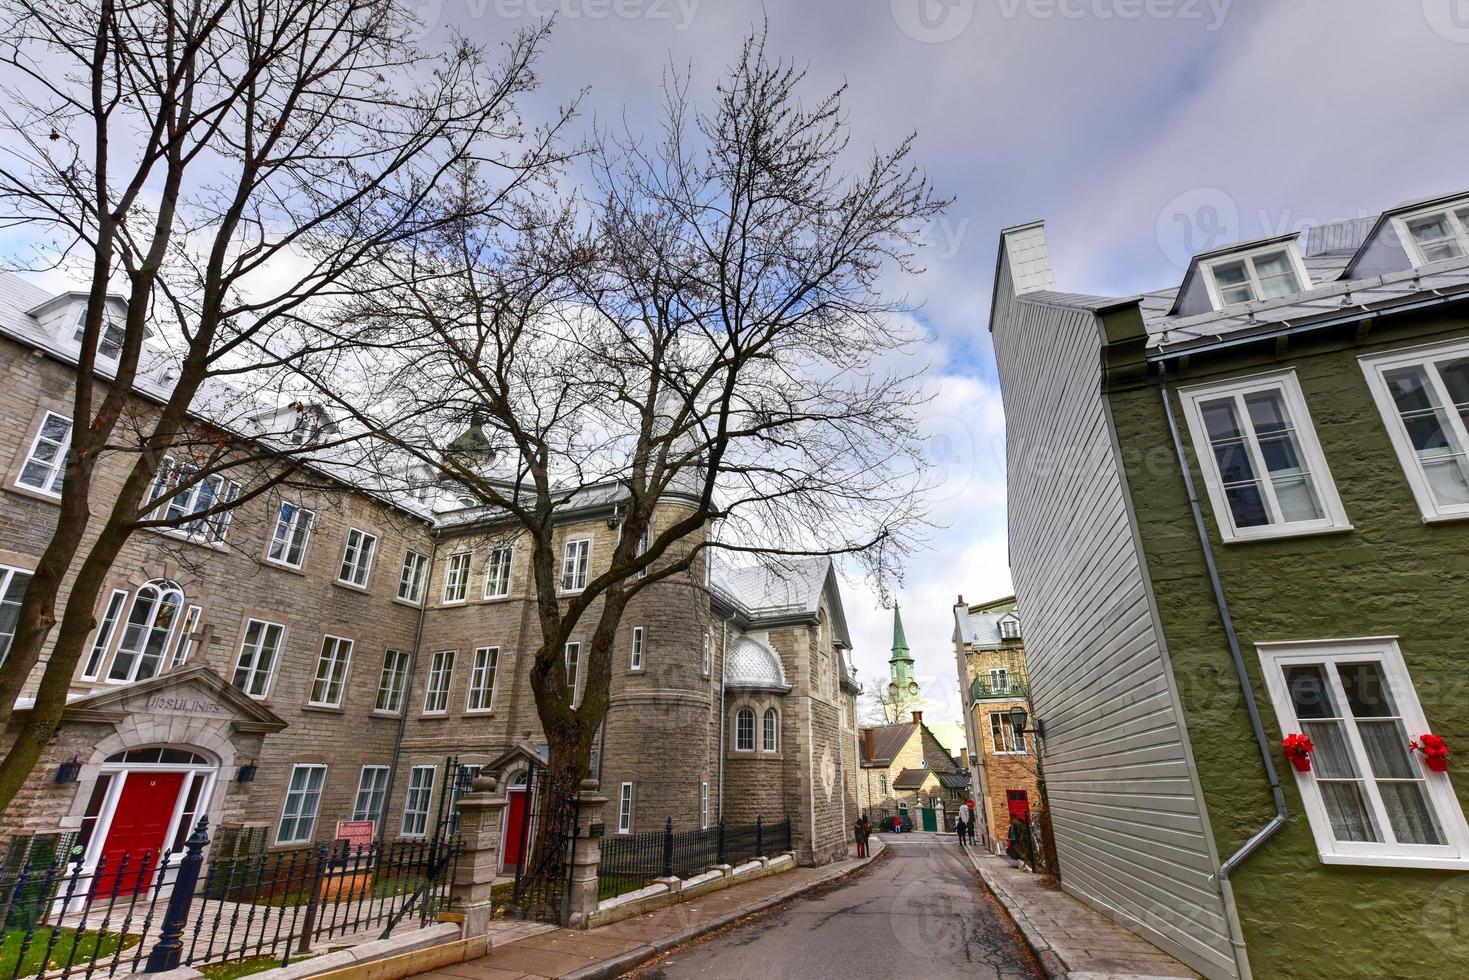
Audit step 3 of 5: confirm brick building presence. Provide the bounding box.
[951,594,1039,845]
[0,272,861,874]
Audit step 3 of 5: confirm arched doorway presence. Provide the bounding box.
[79,746,217,894]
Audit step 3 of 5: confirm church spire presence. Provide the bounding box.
[888,603,919,696]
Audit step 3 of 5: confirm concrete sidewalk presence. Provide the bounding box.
[963,847,1199,979]
[416,839,885,980]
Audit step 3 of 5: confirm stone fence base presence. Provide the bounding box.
[587,852,798,928]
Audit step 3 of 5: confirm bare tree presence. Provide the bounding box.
[857,671,923,726]
[0,0,573,816]
[307,27,948,837]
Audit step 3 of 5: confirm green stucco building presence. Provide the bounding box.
[989,192,1469,979]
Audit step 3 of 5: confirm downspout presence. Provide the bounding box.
[380,532,438,848]
[1158,362,1285,980]
[717,618,727,822]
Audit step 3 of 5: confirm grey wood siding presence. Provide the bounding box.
[991,253,1238,979]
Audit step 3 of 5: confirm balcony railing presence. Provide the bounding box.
[969,676,1028,700]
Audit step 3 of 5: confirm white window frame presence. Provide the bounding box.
[265,503,314,569]
[763,707,778,752]
[16,411,71,496]
[700,782,709,829]
[145,459,241,544]
[398,549,428,604]
[375,649,411,714]
[734,707,755,752]
[442,552,471,604]
[617,782,633,834]
[560,538,591,593]
[1392,200,1469,267]
[338,528,377,588]
[1359,338,1469,522]
[466,646,499,713]
[170,604,203,667]
[630,626,644,671]
[73,310,126,362]
[308,634,354,708]
[232,618,287,699]
[564,641,580,706]
[81,588,128,680]
[401,765,436,837]
[352,765,390,824]
[0,564,33,669]
[988,667,1009,691]
[483,545,513,599]
[1200,243,1311,310]
[1179,370,1351,542]
[277,764,327,845]
[423,649,455,715]
[1257,636,1469,870]
[107,579,186,683]
[990,712,1027,755]
[702,630,712,677]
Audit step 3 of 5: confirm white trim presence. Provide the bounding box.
[16,410,72,497]
[308,634,354,708]
[1178,369,1351,542]
[397,549,429,605]
[1199,241,1312,311]
[81,588,128,681]
[352,765,390,824]
[422,649,455,715]
[1358,337,1469,522]
[466,645,499,713]
[442,551,472,604]
[617,781,633,834]
[374,648,411,714]
[559,538,591,593]
[264,503,314,570]
[1257,636,1469,869]
[1390,199,1469,267]
[400,764,436,838]
[337,527,378,589]
[483,544,513,599]
[630,626,644,671]
[231,618,288,700]
[277,763,327,845]
[564,641,581,707]
[734,707,756,752]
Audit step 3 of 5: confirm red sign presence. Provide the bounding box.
[335,820,374,850]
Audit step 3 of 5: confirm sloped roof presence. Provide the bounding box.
[937,771,971,790]
[892,768,932,790]
[955,595,1018,648]
[859,723,916,766]
[723,635,791,692]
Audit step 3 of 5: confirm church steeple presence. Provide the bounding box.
[888,603,920,698]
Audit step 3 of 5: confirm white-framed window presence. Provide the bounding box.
[560,538,590,592]
[467,646,499,712]
[636,524,651,580]
[484,545,513,599]
[338,528,377,587]
[277,764,327,845]
[878,773,887,795]
[423,649,455,714]
[145,459,241,544]
[353,766,390,824]
[73,311,126,362]
[735,707,755,751]
[401,765,436,837]
[618,782,633,834]
[442,552,471,603]
[108,579,185,682]
[564,641,580,705]
[170,604,203,667]
[987,668,1009,693]
[999,616,1021,641]
[1394,201,1469,265]
[375,649,411,713]
[309,635,354,707]
[1179,371,1350,541]
[702,629,712,676]
[17,411,71,496]
[398,550,428,604]
[1201,244,1309,309]
[763,707,778,751]
[81,588,128,680]
[1359,339,1469,522]
[990,712,1027,755]
[232,618,287,699]
[630,626,645,670]
[0,565,33,668]
[1258,637,1469,869]
[700,782,709,829]
[266,503,314,568]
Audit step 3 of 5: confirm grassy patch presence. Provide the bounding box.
[0,926,140,978]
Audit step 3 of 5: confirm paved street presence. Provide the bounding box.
[632,835,1041,980]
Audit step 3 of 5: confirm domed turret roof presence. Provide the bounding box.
[723,635,791,693]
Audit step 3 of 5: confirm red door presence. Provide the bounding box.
[97,772,185,896]
[502,790,529,868]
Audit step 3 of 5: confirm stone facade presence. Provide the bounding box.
[0,274,860,872]
[856,715,964,826]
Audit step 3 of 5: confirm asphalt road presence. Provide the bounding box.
[631,835,1042,980]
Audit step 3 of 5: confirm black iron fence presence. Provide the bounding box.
[0,820,461,980]
[597,816,791,902]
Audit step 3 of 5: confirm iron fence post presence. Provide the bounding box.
[144,817,210,973]
[716,818,726,866]
[660,818,673,879]
[295,844,330,956]
[784,818,792,853]
[755,816,764,859]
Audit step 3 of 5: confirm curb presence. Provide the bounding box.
[964,849,1068,980]
[560,838,887,980]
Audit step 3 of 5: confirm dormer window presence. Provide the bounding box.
[1202,245,1308,309]
[72,309,126,361]
[1397,203,1469,265]
[999,616,1021,641]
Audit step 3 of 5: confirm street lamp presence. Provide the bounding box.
[1008,705,1043,738]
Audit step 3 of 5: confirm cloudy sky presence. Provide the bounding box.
[389,0,1467,724]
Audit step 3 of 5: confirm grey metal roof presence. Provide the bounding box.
[859,723,916,766]
[955,596,1018,648]
[723,635,790,692]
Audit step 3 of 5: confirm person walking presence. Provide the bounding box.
[967,805,978,845]
[854,814,870,858]
[954,807,968,846]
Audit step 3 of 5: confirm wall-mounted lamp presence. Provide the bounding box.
[1008,705,1044,739]
[236,761,258,783]
[54,760,82,784]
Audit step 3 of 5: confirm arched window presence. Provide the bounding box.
[108,580,184,682]
[763,708,778,751]
[879,773,887,795]
[734,707,755,751]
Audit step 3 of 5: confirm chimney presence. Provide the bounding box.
[956,594,965,606]
[911,710,923,725]
[1001,221,1056,297]
[862,729,875,760]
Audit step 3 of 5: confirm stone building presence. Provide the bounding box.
[856,712,964,831]
[0,271,861,875]
[951,594,1040,844]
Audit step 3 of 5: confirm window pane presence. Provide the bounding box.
[1378,783,1445,845]
[1212,260,1249,286]
[1244,391,1324,522]
[1285,665,1336,719]
[1337,662,1396,719]
[1318,781,1379,843]
[1357,720,1415,779]
[1252,250,1300,299]
[1440,358,1469,426]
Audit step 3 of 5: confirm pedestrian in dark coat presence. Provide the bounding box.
[955,808,968,846]
[854,814,870,858]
